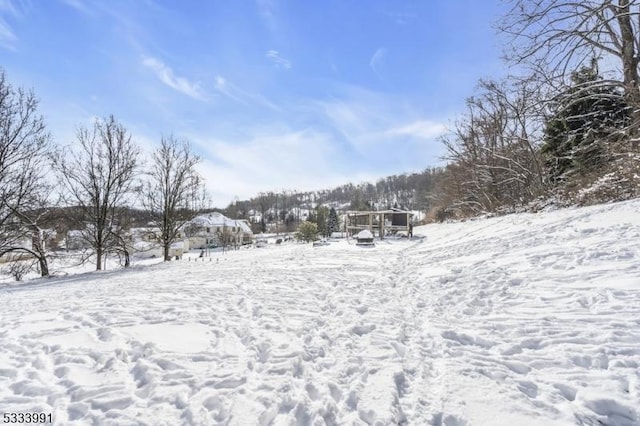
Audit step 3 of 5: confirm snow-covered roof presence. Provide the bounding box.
[189,213,252,233]
[236,220,252,234]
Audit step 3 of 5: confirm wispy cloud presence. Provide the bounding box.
[194,128,374,205]
[0,0,22,50]
[265,50,291,69]
[214,75,280,111]
[0,20,16,50]
[369,47,387,79]
[387,120,447,140]
[59,0,93,15]
[142,56,205,100]
[312,84,447,169]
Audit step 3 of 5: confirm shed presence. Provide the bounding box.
[346,208,414,239]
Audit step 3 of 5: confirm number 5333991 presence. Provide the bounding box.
[3,412,53,423]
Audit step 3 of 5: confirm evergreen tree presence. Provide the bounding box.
[316,206,329,237]
[295,221,318,242]
[327,207,339,236]
[542,61,631,182]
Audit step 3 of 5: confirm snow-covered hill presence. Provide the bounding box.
[1,200,639,425]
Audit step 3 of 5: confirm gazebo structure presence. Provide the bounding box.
[346,208,414,240]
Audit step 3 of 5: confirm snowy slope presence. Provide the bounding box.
[1,200,639,425]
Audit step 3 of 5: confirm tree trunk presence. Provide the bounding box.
[38,256,49,277]
[96,246,102,270]
[164,243,171,261]
[31,227,49,278]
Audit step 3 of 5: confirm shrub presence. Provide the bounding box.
[295,221,318,243]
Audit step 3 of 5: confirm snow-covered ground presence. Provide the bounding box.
[1,200,639,425]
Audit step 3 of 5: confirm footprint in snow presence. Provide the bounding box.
[351,324,376,336]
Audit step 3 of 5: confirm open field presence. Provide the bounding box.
[1,200,639,425]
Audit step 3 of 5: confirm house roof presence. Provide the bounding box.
[189,213,252,233]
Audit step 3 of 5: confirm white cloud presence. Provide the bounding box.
[313,86,401,151]
[0,0,21,50]
[128,82,448,207]
[369,47,387,79]
[59,0,93,14]
[193,128,374,206]
[0,19,15,49]
[142,56,205,100]
[387,120,447,140]
[214,75,280,111]
[265,50,291,69]
[314,84,447,147]
[310,85,448,171]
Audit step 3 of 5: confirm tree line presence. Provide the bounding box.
[0,68,207,279]
[222,168,443,233]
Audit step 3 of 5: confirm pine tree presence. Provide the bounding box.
[542,61,631,182]
[316,206,329,237]
[327,207,339,236]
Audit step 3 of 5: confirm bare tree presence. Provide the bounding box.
[0,68,53,277]
[440,78,546,214]
[3,201,54,277]
[53,116,139,270]
[143,135,206,261]
[500,0,640,137]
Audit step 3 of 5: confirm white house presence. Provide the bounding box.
[183,213,253,249]
[65,229,90,251]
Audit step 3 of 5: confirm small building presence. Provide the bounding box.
[346,208,414,239]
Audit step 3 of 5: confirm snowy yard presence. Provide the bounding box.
[1,200,639,425]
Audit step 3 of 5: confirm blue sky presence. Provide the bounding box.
[1,0,506,207]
